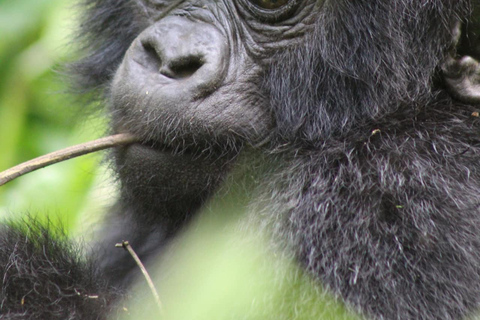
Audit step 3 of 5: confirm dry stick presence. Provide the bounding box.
[0,133,138,187]
[116,241,163,314]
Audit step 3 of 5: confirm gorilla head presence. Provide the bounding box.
[2,0,480,319]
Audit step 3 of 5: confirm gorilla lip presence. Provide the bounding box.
[0,133,138,186]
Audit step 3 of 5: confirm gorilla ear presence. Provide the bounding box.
[443,18,480,103]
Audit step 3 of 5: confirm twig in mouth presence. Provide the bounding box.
[0,133,138,186]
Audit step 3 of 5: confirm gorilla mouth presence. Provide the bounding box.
[128,136,213,159]
[136,139,190,155]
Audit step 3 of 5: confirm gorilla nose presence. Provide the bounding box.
[135,16,228,92]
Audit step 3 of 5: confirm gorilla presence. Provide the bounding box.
[2,0,480,319]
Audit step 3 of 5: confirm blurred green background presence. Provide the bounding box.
[0,0,112,233]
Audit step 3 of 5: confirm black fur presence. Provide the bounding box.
[0,220,120,319]
[2,0,480,319]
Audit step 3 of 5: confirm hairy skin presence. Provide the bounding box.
[2,0,480,319]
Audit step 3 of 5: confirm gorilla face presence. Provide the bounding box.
[110,14,270,147]
[110,0,321,146]
[108,0,321,207]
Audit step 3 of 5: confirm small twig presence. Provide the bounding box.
[0,133,138,187]
[115,241,163,314]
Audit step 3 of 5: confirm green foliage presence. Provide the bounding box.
[0,0,111,232]
[119,211,363,320]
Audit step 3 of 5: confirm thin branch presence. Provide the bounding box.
[116,241,163,313]
[0,133,138,187]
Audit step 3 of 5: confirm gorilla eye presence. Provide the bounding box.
[250,0,289,10]
[242,0,298,21]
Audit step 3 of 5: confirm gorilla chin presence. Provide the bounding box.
[114,141,232,203]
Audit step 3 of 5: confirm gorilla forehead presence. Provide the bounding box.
[132,0,321,54]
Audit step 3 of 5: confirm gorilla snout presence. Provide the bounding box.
[110,16,236,145]
[111,15,271,148]
[126,16,228,97]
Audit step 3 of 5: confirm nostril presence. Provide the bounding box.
[142,42,162,72]
[140,40,205,79]
[162,56,204,79]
